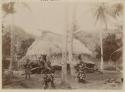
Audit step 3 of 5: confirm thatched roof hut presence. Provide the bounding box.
[19,31,92,65]
[26,31,92,56]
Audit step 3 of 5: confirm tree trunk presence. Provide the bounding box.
[67,3,76,76]
[100,31,104,71]
[61,62,67,83]
[100,19,108,72]
[67,28,73,75]
[61,48,68,84]
[9,14,14,76]
[67,63,71,75]
[9,25,13,71]
[61,4,68,84]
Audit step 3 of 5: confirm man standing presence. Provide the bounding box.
[42,55,55,89]
[43,68,55,89]
[75,55,86,83]
[24,59,32,79]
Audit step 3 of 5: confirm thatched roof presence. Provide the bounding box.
[26,31,92,56]
[26,40,61,56]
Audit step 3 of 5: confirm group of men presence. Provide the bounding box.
[24,55,55,89]
[24,54,87,89]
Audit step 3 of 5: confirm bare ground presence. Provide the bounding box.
[2,70,123,89]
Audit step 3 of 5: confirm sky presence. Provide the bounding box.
[3,1,120,36]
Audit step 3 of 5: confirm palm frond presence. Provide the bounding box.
[2,2,16,14]
[2,2,31,15]
[110,3,123,18]
[94,3,108,24]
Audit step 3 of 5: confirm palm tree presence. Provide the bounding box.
[2,1,30,73]
[2,2,16,73]
[67,3,78,76]
[60,4,68,85]
[94,2,123,71]
[60,3,78,85]
[94,3,109,71]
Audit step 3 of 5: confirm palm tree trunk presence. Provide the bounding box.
[67,3,76,76]
[9,14,14,75]
[61,4,68,84]
[100,31,104,71]
[100,20,108,72]
[67,29,73,75]
[61,53,67,83]
[9,25,13,71]
[61,29,68,84]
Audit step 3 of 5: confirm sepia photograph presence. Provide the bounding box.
[1,0,124,90]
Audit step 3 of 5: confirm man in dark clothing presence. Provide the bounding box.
[24,59,32,79]
[75,55,86,83]
[77,63,86,82]
[43,68,55,89]
[42,55,55,89]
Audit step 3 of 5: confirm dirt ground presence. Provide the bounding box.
[2,70,123,89]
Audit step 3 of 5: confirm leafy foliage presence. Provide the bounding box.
[2,30,11,58]
[2,25,35,69]
[95,33,122,62]
[103,33,119,61]
[94,3,110,29]
[17,38,34,59]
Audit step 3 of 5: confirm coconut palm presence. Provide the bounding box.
[67,3,78,76]
[60,3,78,85]
[94,3,110,71]
[94,2,123,71]
[2,2,16,73]
[2,1,30,72]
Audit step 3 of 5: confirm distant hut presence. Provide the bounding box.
[19,31,92,66]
